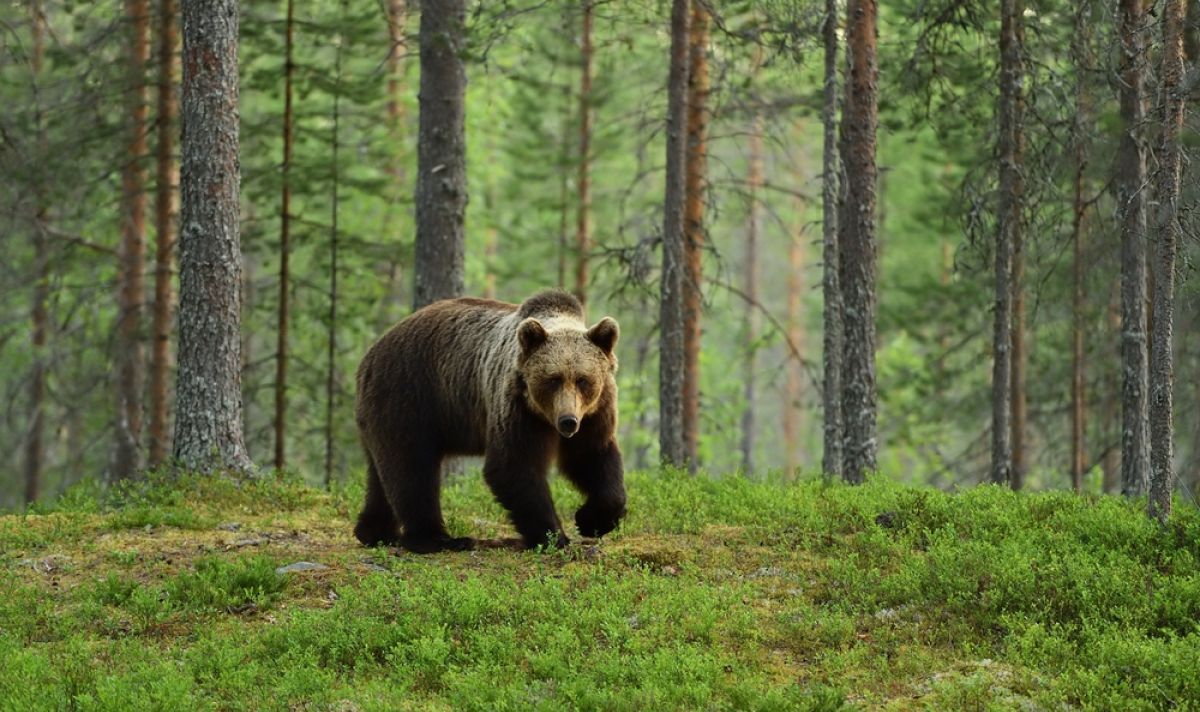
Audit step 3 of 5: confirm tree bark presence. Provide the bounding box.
[742,103,763,477]
[148,0,179,467]
[173,0,252,472]
[114,0,151,480]
[839,0,878,485]
[1069,0,1090,493]
[991,0,1022,486]
[784,128,807,478]
[1149,0,1186,523]
[1102,288,1122,493]
[274,0,295,472]
[381,0,407,315]
[682,1,709,470]
[26,0,48,504]
[327,3,345,491]
[386,0,406,178]
[1010,213,1026,490]
[574,0,593,307]
[821,0,843,481]
[658,0,690,468]
[413,0,467,310]
[1117,0,1150,497]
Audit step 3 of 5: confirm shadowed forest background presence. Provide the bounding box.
[2,0,1199,509]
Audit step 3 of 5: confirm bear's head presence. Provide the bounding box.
[517,316,619,438]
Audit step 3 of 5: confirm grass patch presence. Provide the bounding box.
[1,469,1196,709]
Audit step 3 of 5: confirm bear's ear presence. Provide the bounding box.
[587,317,619,355]
[518,318,548,357]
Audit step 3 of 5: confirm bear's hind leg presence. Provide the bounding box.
[354,455,400,546]
[378,446,475,554]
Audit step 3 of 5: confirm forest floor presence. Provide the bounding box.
[2,470,1198,711]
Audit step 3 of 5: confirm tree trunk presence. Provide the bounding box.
[820,0,843,481]
[148,0,179,468]
[26,0,48,504]
[1117,0,1150,496]
[991,0,1022,486]
[1069,1,1090,493]
[1010,217,1026,490]
[682,2,709,470]
[839,0,879,485]
[784,130,807,478]
[173,0,252,472]
[413,0,467,310]
[1102,288,1122,493]
[1149,0,1186,523]
[327,3,345,491]
[380,0,406,316]
[574,0,593,307]
[658,0,690,468]
[114,0,151,480]
[386,0,406,178]
[274,0,295,473]
[742,87,763,477]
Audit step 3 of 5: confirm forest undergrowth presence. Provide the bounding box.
[2,470,1198,710]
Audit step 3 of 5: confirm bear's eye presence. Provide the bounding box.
[576,377,593,396]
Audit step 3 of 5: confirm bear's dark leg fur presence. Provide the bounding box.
[353,455,400,546]
[559,433,627,538]
[483,413,569,549]
[362,442,475,554]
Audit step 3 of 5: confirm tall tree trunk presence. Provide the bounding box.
[274,0,295,472]
[386,0,406,178]
[413,0,467,310]
[1149,0,1186,523]
[26,0,48,504]
[326,2,345,491]
[1069,0,1091,493]
[784,132,807,478]
[991,0,1022,486]
[1117,0,1150,496]
[484,222,498,299]
[173,0,252,472]
[820,0,843,481]
[149,0,179,467]
[381,0,406,317]
[574,0,593,307]
[839,0,878,485]
[114,0,151,480]
[681,2,709,470]
[557,5,571,292]
[1010,216,1027,489]
[1102,289,1122,493]
[658,0,690,468]
[741,92,763,477]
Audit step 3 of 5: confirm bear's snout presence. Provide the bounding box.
[557,415,580,438]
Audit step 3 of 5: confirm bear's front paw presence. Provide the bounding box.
[575,499,625,538]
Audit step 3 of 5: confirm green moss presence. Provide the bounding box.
[0,470,1195,709]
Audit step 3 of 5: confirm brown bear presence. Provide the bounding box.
[353,289,627,553]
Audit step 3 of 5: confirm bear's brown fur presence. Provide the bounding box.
[353,289,627,552]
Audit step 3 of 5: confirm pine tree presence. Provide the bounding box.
[1148,0,1186,522]
[839,0,879,484]
[173,0,252,472]
[413,0,467,309]
[659,0,690,468]
[148,0,179,467]
[1117,0,1150,496]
